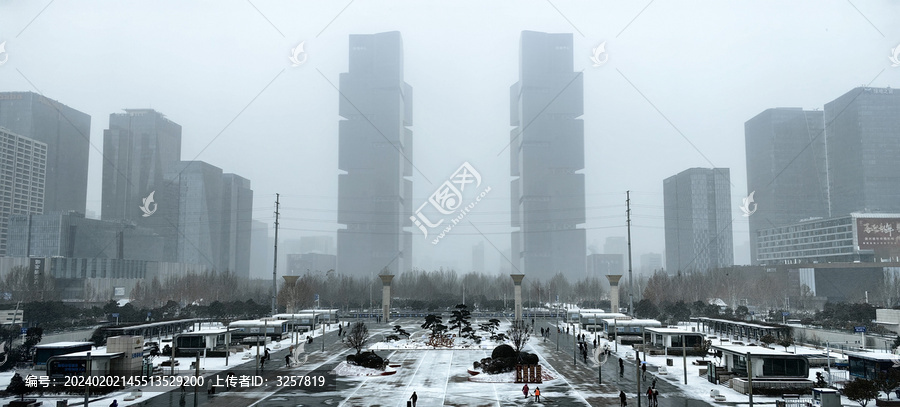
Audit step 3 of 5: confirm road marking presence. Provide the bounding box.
[527,341,592,406]
[440,350,453,406]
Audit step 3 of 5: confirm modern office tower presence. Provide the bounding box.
[586,253,624,276]
[286,253,336,275]
[745,108,828,264]
[249,220,271,279]
[472,241,485,273]
[0,92,91,214]
[0,127,47,255]
[101,109,182,227]
[221,173,253,279]
[663,168,734,274]
[825,87,900,216]
[604,237,627,257]
[640,253,663,275]
[165,161,224,271]
[336,31,413,277]
[510,31,586,281]
[7,211,164,261]
[299,236,334,255]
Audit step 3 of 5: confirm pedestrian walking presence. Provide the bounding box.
[652,388,659,407]
[534,387,541,402]
[522,383,529,398]
[646,386,653,405]
[619,358,624,375]
[264,347,271,361]
[641,362,646,379]
[651,378,657,389]
[593,338,597,349]
[338,326,342,336]
[285,353,292,367]
[410,391,418,407]
[109,400,118,407]
[619,390,627,406]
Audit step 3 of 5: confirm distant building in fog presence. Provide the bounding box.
[0,92,91,215]
[472,241,485,273]
[0,128,46,255]
[221,174,253,279]
[336,31,413,277]
[300,236,334,255]
[286,253,336,275]
[745,108,827,264]
[825,87,900,217]
[640,253,663,275]
[7,211,164,260]
[604,237,627,257]
[664,168,733,274]
[587,253,623,276]
[510,30,586,281]
[249,220,271,279]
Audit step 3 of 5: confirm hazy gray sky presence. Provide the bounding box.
[2,0,899,273]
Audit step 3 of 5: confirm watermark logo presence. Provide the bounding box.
[0,41,7,66]
[289,41,308,67]
[140,191,158,217]
[740,191,757,217]
[890,43,900,67]
[590,42,608,67]
[410,162,492,244]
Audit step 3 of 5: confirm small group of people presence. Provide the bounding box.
[645,383,660,406]
[578,339,589,363]
[521,383,542,402]
[539,327,552,341]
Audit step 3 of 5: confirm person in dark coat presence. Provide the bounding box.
[410,391,418,406]
[619,390,627,406]
[109,401,119,407]
[522,383,529,398]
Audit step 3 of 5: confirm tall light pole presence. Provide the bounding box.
[272,193,280,316]
[626,191,634,316]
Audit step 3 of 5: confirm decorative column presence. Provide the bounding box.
[511,274,525,322]
[606,275,622,313]
[379,274,394,323]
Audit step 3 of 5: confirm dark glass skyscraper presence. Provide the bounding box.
[0,92,91,214]
[745,108,827,264]
[825,87,900,216]
[165,161,223,271]
[664,168,733,274]
[221,173,253,279]
[510,31,585,281]
[336,31,413,277]
[102,109,182,225]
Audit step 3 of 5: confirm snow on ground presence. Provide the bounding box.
[369,331,504,351]
[0,322,343,406]
[331,361,396,377]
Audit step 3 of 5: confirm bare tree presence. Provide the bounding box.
[507,320,531,360]
[344,321,370,355]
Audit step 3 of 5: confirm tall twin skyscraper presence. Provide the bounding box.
[744,87,900,264]
[336,31,587,281]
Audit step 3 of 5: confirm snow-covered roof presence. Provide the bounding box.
[34,341,93,349]
[711,344,802,356]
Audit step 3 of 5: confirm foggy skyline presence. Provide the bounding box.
[2,0,899,276]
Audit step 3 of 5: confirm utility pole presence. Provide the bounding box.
[272,194,280,316]
[626,191,634,316]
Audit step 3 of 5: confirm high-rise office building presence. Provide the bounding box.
[825,87,900,216]
[336,32,413,277]
[0,92,91,214]
[165,161,224,271]
[249,220,272,280]
[664,168,733,274]
[640,253,663,275]
[221,173,253,278]
[586,253,623,276]
[102,109,182,227]
[745,108,828,264]
[0,127,47,255]
[510,31,586,281]
[472,241,485,273]
[604,237,627,257]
